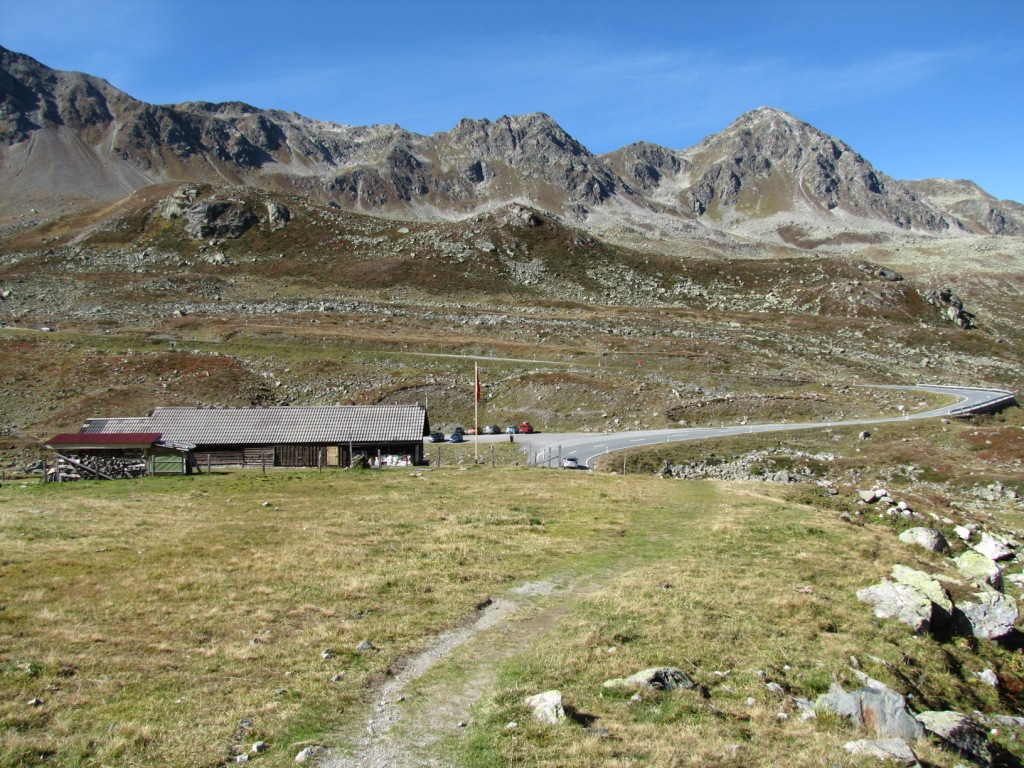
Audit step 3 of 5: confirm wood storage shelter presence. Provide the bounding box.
[79,404,431,469]
[41,433,194,479]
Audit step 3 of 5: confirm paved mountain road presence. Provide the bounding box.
[470,384,1015,470]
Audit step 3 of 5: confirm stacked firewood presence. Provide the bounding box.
[48,454,148,481]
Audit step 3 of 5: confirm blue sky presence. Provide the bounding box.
[3,0,1023,202]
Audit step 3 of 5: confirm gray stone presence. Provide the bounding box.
[857,580,934,632]
[890,565,953,626]
[974,532,1014,562]
[955,550,1004,590]
[976,669,999,687]
[860,489,882,503]
[523,690,565,725]
[955,592,1019,639]
[251,741,268,753]
[916,711,990,765]
[955,525,973,541]
[603,666,695,691]
[1007,572,1024,588]
[898,527,948,553]
[843,738,918,765]
[817,682,925,741]
[994,715,1024,727]
[355,639,374,651]
[294,745,328,762]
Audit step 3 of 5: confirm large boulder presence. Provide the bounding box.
[856,580,934,633]
[955,550,1004,591]
[954,591,1019,639]
[603,667,696,691]
[859,489,888,504]
[890,565,953,627]
[184,201,259,240]
[523,690,565,725]
[266,201,291,231]
[817,680,924,740]
[916,710,990,765]
[973,532,1015,562]
[898,527,948,553]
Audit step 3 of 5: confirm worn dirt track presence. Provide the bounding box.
[322,580,573,767]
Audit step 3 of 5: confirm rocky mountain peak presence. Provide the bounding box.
[1,44,1019,249]
[679,106,956,233]
[443,112,592,162]
[600,141,691,192]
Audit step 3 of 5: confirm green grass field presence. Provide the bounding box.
[2,462,1023,767]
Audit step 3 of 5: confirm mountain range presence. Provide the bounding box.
[2,43,1022,254]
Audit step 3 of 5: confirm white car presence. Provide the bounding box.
[562,456,579,469]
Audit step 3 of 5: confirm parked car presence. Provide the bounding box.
[518,422,534,434]
[452,426,466,435]
[449,432,464,443]
[505,425,518,434]
[428,432,445,443]
[562,456,579,469]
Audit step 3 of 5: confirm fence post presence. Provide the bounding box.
[262,453,266,476]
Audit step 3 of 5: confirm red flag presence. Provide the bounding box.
[474,365,481,403]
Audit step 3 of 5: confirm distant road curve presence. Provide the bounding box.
[503,384,1016,470]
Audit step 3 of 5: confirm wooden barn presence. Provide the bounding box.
[72,404,431,470]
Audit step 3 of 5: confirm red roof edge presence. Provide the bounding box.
[46,432,162,447]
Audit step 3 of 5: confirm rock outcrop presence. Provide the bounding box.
[915,710,990,765]
[954,591,1019,640]
[857,580,934,633]
[898,527,948,553]
[955,550,1004,590]
[184,201,259,240]
[817,678,924,740]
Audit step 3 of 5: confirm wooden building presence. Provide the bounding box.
[42,432,194,479]
[77,404,431,469]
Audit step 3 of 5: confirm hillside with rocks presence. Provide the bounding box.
[2,42,1024,465]
[5,42,1024,768]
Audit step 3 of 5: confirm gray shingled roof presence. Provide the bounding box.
[82,405,430,445]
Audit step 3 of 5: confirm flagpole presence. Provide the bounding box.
[474,364,480,462]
